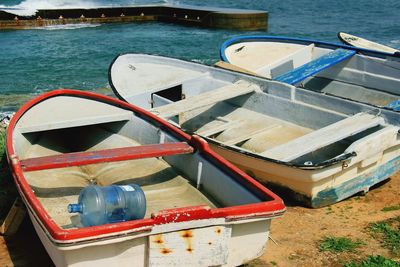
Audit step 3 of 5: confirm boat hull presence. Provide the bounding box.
[27,199,272,267]
[209,142,400,208]
[338,32,399,54]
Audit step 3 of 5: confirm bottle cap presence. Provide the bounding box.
[68,203,83,213]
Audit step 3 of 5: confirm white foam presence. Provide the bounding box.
[0,0,170,16]
[36,23,101,30]
[0,0,127,16]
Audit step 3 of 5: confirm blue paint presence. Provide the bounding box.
[386,99,400,111]
[274,48,355,85]
[311,156,400,208]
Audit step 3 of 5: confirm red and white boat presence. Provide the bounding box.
[6,89,285,267]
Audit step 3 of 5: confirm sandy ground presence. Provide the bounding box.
[0,172,399,267]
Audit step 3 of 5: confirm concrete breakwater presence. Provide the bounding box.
[0,4,268,30]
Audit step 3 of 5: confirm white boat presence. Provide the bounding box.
[109,53,400,208]
[6,89,285,266]
[220,35,400,110]
[338,32,399,54]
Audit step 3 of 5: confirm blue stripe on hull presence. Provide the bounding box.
[311,156,400,208]
[386,99,400,111]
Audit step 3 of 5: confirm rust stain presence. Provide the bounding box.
[180,230,194,254]
[215,227,221,234]
[160,248,172,254]
[208,242,212,245]
[152,234,163,244]
[181,230,193,238]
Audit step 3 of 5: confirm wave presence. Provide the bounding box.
[0,0,170,16]
[36,23,102,31]
[0,0,103,16]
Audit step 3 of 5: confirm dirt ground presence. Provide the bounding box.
[257,173,400,267]
[0,172,399,267]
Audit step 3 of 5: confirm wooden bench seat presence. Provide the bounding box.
[20,142,194,172]
[261,112,384,162]
[151,80,259,118]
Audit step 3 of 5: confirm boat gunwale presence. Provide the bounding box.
[202,136,356,170]
[6,89,285,243]
[108,52,218,103]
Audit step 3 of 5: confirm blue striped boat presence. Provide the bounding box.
[220,35,400,111]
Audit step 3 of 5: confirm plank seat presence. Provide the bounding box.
[151,80,259,118]
[275,48,356,85]
[20,142,194,172]
[261,112,385,162]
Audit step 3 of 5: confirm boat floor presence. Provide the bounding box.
[184,105,312,154]
[22,129,215,229]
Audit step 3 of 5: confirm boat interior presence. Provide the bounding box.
[224,41,400,108]
[110,54,400,167]
[156,87,391,166]
[13,95,266,229]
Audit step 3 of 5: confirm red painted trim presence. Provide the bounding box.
[21,142,194,172]
[6,89,285,243]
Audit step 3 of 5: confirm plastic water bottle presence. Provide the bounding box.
[68,184,146,227]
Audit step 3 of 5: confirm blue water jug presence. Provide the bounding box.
[68,184,146,227]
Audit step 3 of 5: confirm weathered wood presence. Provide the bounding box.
[0,198,26,236]
[214,61,260,76]
[261,113,384,161]
[151,80,258,118]
[20,142,194,171]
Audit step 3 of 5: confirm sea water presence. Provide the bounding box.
[0,0,399,110]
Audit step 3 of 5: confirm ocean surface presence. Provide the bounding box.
[0,0,399,111]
